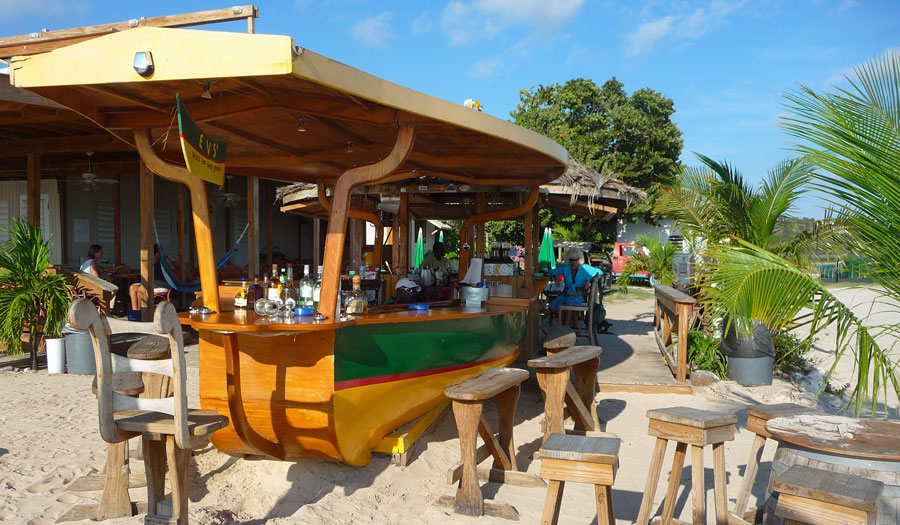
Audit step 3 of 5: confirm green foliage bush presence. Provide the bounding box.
[686,329,728,379]
[773,331,815,374]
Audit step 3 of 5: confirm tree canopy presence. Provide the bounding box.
[510,77,684,223]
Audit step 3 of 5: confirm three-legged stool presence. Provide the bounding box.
[636,406,737,525]
[442,367,530,520]
[732,403,819,522]
[774,464,882,525]
[540,432,621,525]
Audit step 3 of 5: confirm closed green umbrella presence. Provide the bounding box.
[538,228,556,272]
[413,228,425,268]
[438,230,444,243]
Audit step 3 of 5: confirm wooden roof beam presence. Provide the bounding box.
[0,107,81,125]
[0,133,132,156]
[0,5,259,59]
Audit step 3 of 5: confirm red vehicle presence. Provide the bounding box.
[611,242,649,279]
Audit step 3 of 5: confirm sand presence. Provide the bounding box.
[0,289,894,524]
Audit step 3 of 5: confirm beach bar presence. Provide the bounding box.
[11,26,568,465]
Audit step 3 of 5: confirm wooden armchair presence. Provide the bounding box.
[558,275,601,345]
[69,299,228,524]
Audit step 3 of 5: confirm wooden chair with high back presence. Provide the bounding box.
[557,275,600,346]
[69,298,229,524]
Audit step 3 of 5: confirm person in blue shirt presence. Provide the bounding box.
[548,247,610,333]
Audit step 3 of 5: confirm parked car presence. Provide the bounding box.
[610,242,649,280]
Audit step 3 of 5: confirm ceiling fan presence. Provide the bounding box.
[210,176,246,208]
[63,152,118,191]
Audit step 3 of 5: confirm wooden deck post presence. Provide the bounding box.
[398,192,409,277]
[247,177,259,277]
[26,153,40,226]
[139,161,155,321]
[135,129,219,312]
[318,125,414,320]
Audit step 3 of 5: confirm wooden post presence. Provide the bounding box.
[139,161,154,321]
[524,203,535,360]
[391,213,399,270]
[26,153,40,225]
[524,207,534,279]
[113,174,121,265]
[398,192,409,277]
[58,175,67,264]
[135,130,219,311]
[313,218,321,269]
[349,218,361,272]
[373,217,384,271]
[532,203,541,272]
[318,125,414,320]
[247,177,258,277]
[476,193,486,260]
[265,181,273,269]
[176,186,186,273]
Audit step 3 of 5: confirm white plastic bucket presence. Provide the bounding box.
[46,338,66,374]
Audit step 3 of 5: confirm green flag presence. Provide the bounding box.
[538,228,556,272]
[413,228,425,268]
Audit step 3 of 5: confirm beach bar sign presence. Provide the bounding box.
[176,93,227,185]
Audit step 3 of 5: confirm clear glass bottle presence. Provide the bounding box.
[313,265,323,310]
[284,264,295,303]
[299,264,314,308]
[267,264,280,301]
[345,272,368,315]
[234,281,249,309]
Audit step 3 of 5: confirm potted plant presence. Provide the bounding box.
[0,219,72,371]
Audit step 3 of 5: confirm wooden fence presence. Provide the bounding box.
[653,285,696,383]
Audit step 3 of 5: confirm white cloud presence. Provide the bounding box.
[468,56,503,78]
[625,1,747,56]
[626,16,674,56]
[349,12,395,48]
[411,11,432,36]
[441,0,584,46]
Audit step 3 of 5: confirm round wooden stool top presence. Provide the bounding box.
[544,326,576,352]
[125,335,170,361]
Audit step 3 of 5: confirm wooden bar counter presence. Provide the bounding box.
[181,299,529,466]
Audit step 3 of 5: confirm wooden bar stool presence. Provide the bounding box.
[543,325,576,355]
[529,345,604,443]
[774,465,883,525]
[442,367,530,520]
[636,407,737,525]
[733,403,819,522]
[540,432,620,525]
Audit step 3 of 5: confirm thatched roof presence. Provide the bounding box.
[545,159,647,208]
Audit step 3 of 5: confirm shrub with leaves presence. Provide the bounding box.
[773,331,815,374]
[0,219,71,355]
[687,329,728,379]
[617,234,676,293]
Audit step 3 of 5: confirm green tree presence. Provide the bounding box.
[511,77,683,222]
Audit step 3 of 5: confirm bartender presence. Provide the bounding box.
[549,247,610,333]
[421,241,450,271]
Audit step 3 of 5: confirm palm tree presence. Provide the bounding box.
[617,234,676,293]
[693,50,900,416]
[0,219,71,369]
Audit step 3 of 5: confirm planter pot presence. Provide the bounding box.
[62,323,95,375]
[721,318,774,386]
[46,337,66,374]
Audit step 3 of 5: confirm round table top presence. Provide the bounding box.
[767,414,900,460]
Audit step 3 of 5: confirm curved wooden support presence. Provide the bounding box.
[222,332,285,460]
[316,180,384,269]
[458,186,538,280]
[134,129,219,312]
[318,125,415,319]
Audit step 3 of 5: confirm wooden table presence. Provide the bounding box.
[765,415,900,524]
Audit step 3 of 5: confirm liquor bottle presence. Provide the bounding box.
[283,264,295,303]
[234,280,249,309]
[345,272,368,315]
[267,264,281,301]
[299,264,314,308]
[248,277,261,305]
[313,265,323,310]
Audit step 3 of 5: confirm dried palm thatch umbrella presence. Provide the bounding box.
[543,159,647,216]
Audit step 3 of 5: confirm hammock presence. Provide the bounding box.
[154,223,249,293]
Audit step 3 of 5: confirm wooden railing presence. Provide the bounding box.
[653,285,696,383]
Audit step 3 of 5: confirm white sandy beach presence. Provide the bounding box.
[1,288,892,524]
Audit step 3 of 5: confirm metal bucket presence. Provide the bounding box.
[62,324,95,375]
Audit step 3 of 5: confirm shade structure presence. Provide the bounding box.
[413,229,425,268]
[538,228,557,272]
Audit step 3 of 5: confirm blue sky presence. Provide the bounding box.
[2,0,897,218]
